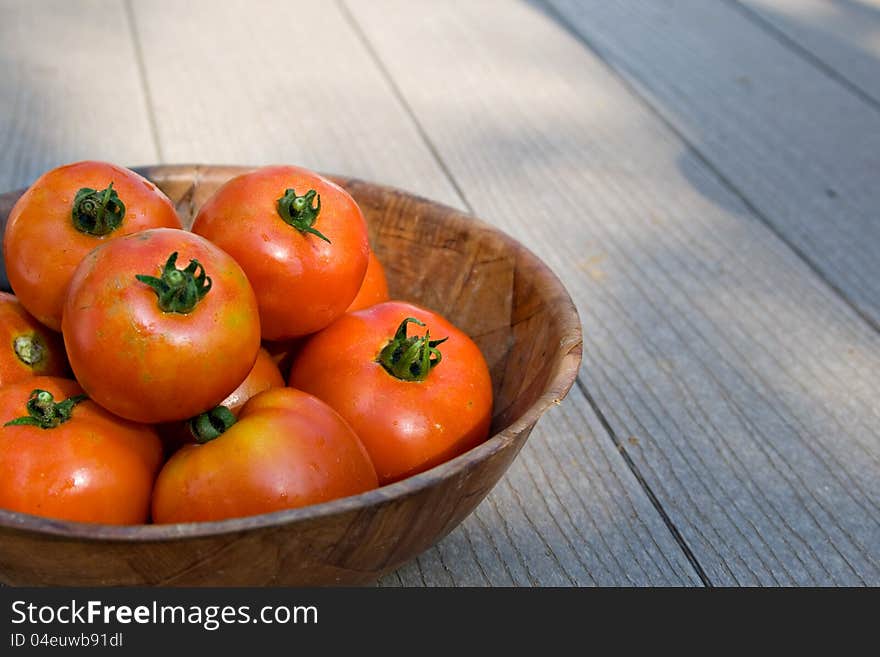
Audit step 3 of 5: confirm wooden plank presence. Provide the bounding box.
[0,0,158,191]
[380,387,701,586]
[739,0,880,106]
[128,0,698,586]
[347,0,880,585]
[543,0,880,330]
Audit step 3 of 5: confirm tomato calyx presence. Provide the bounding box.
[72,182,126,236]
[276,188,331,244]
[135,252,213,314]
[4,389,87,429]
[13,334,44,367]
[188,405,237,444]
[377,317,447,382]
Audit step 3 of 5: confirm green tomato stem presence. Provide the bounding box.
[189,406,237,444]
[135,252,212,314]
[4,389,87,429]
[276,188,331,243]
[377,317,447,382]
[71,182,126,235]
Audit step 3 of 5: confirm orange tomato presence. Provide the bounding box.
[191,165,370,340]
[4,161,182,330]
[152,387,378,523]
[346,251,390,313]
[288,301,493,484]
[62,228,261,423]
[0,292,69,385]
[0,377,162,524]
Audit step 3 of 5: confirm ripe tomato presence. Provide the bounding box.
[158,347,284,456]
[0,377,162,524]
[4,161,182,330]
[0,292,69,385]
[288,301,493,484]
[346,251,390,313]
[152,387,379,523]
[191,165,370,340]
[62,228,261,424]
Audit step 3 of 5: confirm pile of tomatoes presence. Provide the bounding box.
[0,161,493,525]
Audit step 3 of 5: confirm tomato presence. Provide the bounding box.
[217,347,284,415]
[62,228,261,424]
[0,292,69,385]
[191,165,370,340]
[288,301,493,484]
[346,251,390,313]
[158,347,284,456]
[152,387,379,523]
[3,161,182,330]
[0,377,162,524]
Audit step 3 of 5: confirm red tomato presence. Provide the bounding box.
[191,165,370,340]
[4,161,182,330]
[288,301,493,484]
[0,377,162,524]
[62,228,261,423]
[152,387,379,523]
[0,292,69,385]
[158,347,284,456]
[346,251,390,313]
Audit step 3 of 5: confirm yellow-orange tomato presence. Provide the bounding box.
[0,292,69,385]
[152,388,378,523]
[62,228,261,424]
[191,165,370,340]
[346,251,390,313]
[4,161,182,330]
[0,377,162,524]
[289,301,493,485]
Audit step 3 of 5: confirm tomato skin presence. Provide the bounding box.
[62,228,261,424]
[346,251,390,313]
[0,292,69,385]
[151,387,379,523]
[158,347,284,456]
[0,377,162,524]
[3,161,182,330]
[191,165,370,340]
[217,347,284,415]
[288,301,493,485]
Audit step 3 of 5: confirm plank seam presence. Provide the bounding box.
[537,0,880,337]
[336,0,473,212]
[724,0,880,111]
[343,0,709,585]
[577,377,713,586]
[122,0,165,163]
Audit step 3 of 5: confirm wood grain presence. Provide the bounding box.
[121,0,701,585]
[347,0,880,585]
[0,167,581,586]
[738,0,880,106]
[543,0,880,330]
[0,0,157,191]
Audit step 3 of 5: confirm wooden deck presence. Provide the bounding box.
[1,0,878,586]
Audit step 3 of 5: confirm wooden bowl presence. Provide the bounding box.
[0,165,582,585]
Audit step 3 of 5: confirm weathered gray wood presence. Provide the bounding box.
[739,0,880,106]
[0,0,157,190]
[123,0,697,585]
[380,386,701,586]
[348,0,880,585]
[543,0,880,331]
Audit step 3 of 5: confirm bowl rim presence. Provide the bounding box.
[0,166,583,543]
